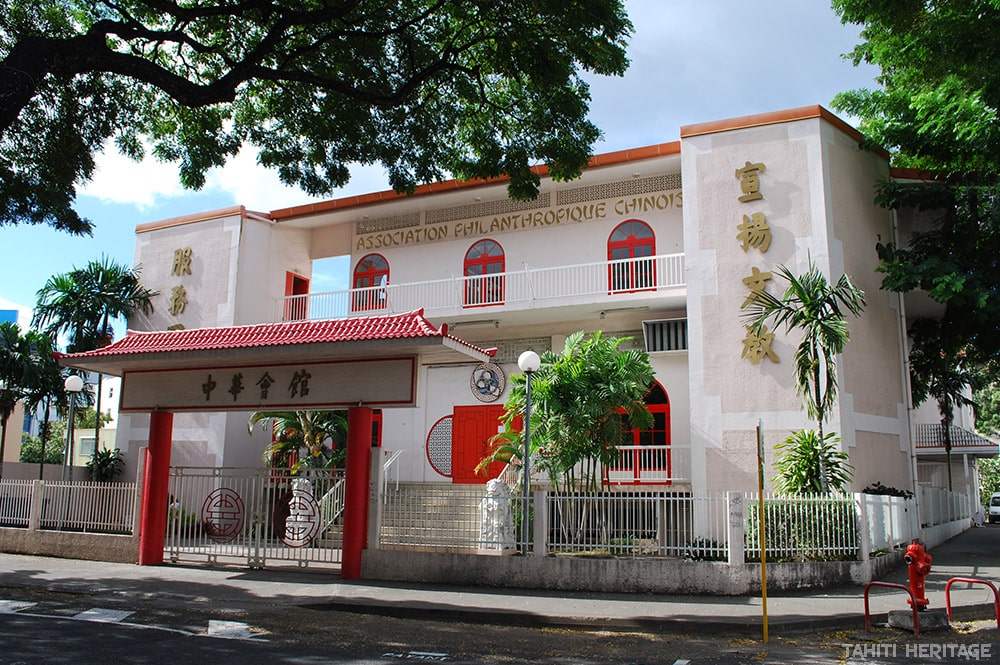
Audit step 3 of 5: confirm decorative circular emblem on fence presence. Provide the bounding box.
[470,362,505,402]
[201,488,245,543]
[282,487,321,547]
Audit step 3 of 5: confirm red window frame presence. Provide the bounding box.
[463,239,505,307]
[284,272,310,321]
[352,254,389,312]
[607,382,672,485]
[608,220,656,293]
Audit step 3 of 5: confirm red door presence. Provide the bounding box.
[451,405,506,484]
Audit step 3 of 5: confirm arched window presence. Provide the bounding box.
[607,382,672,485]
[608,220,656,293]
[352,254,389,311]
[464,239,505,307]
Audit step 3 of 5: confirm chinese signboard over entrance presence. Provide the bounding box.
[120,357,417,411]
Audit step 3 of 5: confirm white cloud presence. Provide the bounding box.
[204,150,393,211]
[81,150,186,209]
[0,298,33,328]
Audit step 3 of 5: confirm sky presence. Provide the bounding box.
[0,1,879,333]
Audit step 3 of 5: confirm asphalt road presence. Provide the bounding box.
[1,584,998,664]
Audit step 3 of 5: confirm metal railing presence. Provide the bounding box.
[377,486,927,563]
[745,493,860,561]
[166,466,345,568]
[275,253,686,322]
[544,491,728,559]
[0,479,34,528]
[0,479,137,534]
[919,485,970,527]
[380,484,490,551]
[604,444,691,485]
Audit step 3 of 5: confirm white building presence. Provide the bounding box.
[114,105,993,505]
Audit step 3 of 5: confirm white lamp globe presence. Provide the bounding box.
[518,350,540,373]
[64,374,84,393]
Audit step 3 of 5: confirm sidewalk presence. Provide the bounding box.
[0,526,998,636]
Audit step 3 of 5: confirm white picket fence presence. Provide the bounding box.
[0,478,137,534]
[379,486,938,562]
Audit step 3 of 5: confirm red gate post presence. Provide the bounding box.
[138,410,174,565]
[342,407,373,579]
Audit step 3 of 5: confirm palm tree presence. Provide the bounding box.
[248,410,349,471]
[0,323,61,479]
[480,331,654,493]
[33,256,157,456]
[744,258,866,492]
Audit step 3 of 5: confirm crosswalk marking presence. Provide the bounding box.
[73,608,134,623]
[0,599,265,641]
[0,600,36,614]
[207,619,255,639]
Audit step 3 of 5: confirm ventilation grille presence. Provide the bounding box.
[474,337,553,365]
[356,213,421,235]
[556,173,681,206]
[426,416,453,477]
[643,319,688,352]
[425,193,553,225]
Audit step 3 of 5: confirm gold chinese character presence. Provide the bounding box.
[172,247,193,276]
[740,267,773,308]
[168,285,188,315]
[741,324,779,364]
[735,161,766,202]
[737,212,772,253]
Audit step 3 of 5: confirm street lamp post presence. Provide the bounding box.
[62,374,84,482]
[517,350,540,554]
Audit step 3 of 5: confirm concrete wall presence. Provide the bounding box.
[362,548,906,595]
[0,529,137,564]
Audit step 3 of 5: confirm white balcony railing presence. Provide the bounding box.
[277,253,685,322]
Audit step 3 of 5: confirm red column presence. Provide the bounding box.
[138,410,174,565]
[342,406,373,579]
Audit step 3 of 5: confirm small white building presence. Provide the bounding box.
[114,105,993,506]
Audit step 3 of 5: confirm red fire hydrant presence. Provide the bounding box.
[904,540,932,610]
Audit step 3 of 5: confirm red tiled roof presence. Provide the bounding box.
[58,310,494,360]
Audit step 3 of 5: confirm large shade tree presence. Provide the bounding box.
[33,256,157,455]
[833,1,1000,415]
[1,0,632,233]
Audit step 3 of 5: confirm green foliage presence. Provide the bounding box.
[0,0,632,231]
[833,0,1000,179]
[974,383,1000,436]
[0,322,63,477]
[979,457,1000,506]
[86,447,125,482]
[772,429,853,495]
[743,258,866,445]
[33,256,157,353]
[248,410,348,471]
[74,407,113,430]
[482,331,654,492]
[19,429,65,465]
[833,1,1000,407]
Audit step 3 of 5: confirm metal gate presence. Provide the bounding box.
[165,466,346,569]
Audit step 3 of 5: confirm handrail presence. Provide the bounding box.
[276,253,686,322]
[945,577,1000,628]
[864,581,920,639]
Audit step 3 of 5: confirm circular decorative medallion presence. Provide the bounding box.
[201,488,245,543]
[470,362,505,402]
